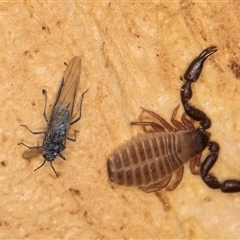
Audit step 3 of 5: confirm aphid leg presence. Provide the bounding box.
[42,89,49,123]
[18,142,43,149]
[166,166,184,191]
[65,88,88,142]
[130,121,165,132]
[19,89,48,137]
[67,130,79,141]
[181,46,217,130]
[20,124,45,135]
[140,107,175,132]
[170,105,185,130]
[140,175,172,193]
[201,141,240,193]
[70,89,89,125]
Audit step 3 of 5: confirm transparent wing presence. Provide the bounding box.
[48,56,81,135]
[22,148,43,160]
[54,56,81,115]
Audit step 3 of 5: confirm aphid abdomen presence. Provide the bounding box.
[107,130,194,187]
[43,106,70,161]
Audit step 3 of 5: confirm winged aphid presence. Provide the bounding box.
[18,57,88,177]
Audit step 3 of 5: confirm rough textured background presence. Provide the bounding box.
[1,1,240,239]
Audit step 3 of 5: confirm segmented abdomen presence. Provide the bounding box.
[107,131,192,187]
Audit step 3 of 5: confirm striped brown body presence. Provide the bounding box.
[107,130,199,187]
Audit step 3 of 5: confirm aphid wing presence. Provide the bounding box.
[54,56,81,117]
[22,148,43,160]
[46,57,81,138]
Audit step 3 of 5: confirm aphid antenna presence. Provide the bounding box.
[34,159,46,173]
[34,159,59,178]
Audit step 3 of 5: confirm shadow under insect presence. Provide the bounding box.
[18,57,88,177]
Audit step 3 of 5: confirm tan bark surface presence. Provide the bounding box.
[1,1,240,238]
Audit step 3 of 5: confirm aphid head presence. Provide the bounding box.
[43,149,58,162]
[192,128,210,154]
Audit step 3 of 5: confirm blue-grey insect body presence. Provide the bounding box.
[19,57,88,177]
[43,101,70,162]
